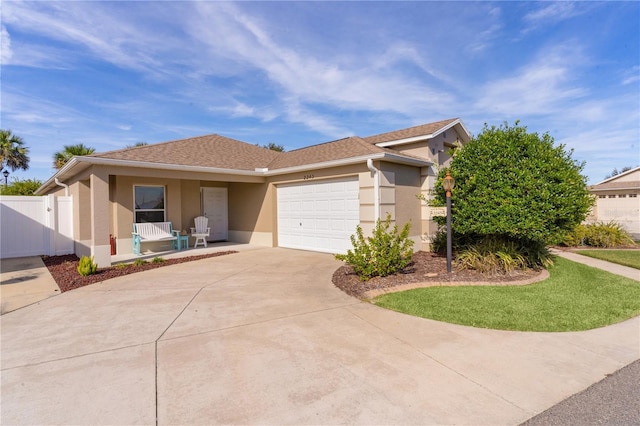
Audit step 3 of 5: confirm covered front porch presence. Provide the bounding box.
[110,241,261,266]
[65,164,274,267]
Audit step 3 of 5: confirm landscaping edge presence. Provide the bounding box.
[363,268,550,299]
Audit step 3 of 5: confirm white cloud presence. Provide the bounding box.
[475,44,586,116]
[187,2,455,130]
[1,25,13,63]
[523,2,586,27]
[2,1,178,76]
[622,66,640,85]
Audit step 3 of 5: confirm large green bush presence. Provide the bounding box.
[335,214,414,281]
[433,121,593,268]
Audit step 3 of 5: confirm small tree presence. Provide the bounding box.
[256,142,285,152]
[335,214,414,281]
[433,121,593,266]
[604,166,636,180]
[0,178,43,195]
[125,142,148,148]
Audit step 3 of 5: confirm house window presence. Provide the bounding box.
[619,194,627,198]
[630,194,638,198]
[608,195,616,198]
[598,195,606,198]
[134,186,165,223]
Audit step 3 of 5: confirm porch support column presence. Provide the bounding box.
[90,169,111,267]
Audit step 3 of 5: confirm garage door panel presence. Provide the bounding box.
[277,177,359,254]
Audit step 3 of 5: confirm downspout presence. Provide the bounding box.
[54,178,69,197]
[366,159,380,222]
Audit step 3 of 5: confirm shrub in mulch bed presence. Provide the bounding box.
[42,251,238,292]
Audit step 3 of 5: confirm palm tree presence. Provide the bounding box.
[0,129,30,172]
[53,143,96,169]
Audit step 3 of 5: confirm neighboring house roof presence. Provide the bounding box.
[589,167,640,191]
[364,118,469,146]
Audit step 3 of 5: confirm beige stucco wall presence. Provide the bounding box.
[379,162,422,247]
[394,128,462,170]
[41,154,436,260]
[592,191,640,238]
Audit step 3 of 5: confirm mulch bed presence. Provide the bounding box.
[43,250,540,297]
[42,251,237,292]
[332,251,541,298]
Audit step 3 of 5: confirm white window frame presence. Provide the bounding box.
[133,185,166,223]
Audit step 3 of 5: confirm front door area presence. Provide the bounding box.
[201,187,228,241]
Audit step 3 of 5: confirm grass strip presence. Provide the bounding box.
[574,249,640,270]
[373,257,640,332]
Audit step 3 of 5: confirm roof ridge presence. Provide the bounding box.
[363,118,460,144]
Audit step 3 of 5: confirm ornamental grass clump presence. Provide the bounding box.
[77,256,98,276]
[335,213,414,281]
[563,222,635,248]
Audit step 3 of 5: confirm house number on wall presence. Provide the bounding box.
[303,174,315,180]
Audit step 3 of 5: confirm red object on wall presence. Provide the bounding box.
[110,234,117,255]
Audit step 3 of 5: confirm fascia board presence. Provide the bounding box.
[589,185,640,191]
[78,157,265,176]
[376,135,433,148]
[35,156,264,194]
[375,118,471,148]
[35,157,83,195]
[35,153,432,193]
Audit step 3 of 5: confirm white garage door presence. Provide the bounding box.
[277,177,360,254]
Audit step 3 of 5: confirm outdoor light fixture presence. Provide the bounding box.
[2,170,9,187]
[442,169,455,273]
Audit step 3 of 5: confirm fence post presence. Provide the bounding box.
[46,194,56,256]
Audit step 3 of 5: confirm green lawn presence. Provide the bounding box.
[373,257,640,332]
[575,249,640,270]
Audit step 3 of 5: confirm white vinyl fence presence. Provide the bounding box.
[0,195,74,258]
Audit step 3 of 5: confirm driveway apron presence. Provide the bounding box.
[1,248,638,425]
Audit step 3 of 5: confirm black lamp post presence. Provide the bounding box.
[442,169,455,273]
[2,170,9,187]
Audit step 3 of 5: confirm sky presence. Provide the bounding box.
[1,1,639,185]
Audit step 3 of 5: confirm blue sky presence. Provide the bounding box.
[2,1,639,184]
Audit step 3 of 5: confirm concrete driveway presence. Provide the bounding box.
[1,248,638,425]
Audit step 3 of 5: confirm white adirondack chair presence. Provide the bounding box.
[191,216,210,248]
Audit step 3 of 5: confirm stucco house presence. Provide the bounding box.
[587,166,640,239]
[36,118,471,267]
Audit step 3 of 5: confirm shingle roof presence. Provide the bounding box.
[91,134,279,171]
[266,136,388,170]
[89,119,451,172]
[364,118,459,145]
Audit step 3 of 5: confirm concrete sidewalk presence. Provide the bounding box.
[551,249,640,281]
[0,257,61,314]
[1,248,639,425]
